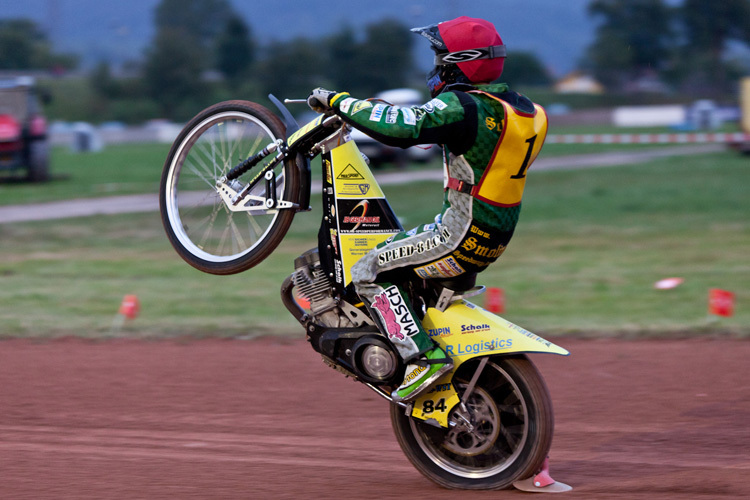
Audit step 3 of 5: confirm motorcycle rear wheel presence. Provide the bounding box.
[390,355,553,490]
[160,100,300,275]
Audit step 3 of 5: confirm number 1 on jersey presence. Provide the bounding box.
[510,134,537,179]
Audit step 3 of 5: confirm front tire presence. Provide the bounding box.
[159,100,300,275]
[390,355,554,490]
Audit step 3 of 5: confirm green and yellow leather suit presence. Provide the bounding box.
[330,83,548,360]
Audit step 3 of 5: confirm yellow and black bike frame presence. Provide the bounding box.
[275,97,569,430]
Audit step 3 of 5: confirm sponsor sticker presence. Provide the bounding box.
[436,256,464,277]
[443,256,464,274]
[506,322,552,347]
[329,228,339,255]
[352,100,373,115]
[324,159,332,185]
[336,164,365,180]
[426,98,448,111]
[339,97,357,114]
[460,323,491,334]
[369,103,387,122]
[401,365,427,388]
[377,228,451,265]
[337,199,402,234]
[342,200,381,231]
[343,214,381,225]
[338,183,371,196]
[386,106,399,124]
[401,108,416,126]
[372,285,420,342]
[427,327,452,338]
[415,256,465,279]
[428,383,452,393]
[444,338,513,357]
[415,264,439,279]
[334,258,344,284]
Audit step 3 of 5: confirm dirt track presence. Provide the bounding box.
[1,336,748,499]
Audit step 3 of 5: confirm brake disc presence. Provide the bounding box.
[443,386,500,456]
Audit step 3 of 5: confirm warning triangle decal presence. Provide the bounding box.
[336,164,365,180]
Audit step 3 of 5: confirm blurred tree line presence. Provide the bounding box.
[0,19,78,71]
[1,0,749,123]
[0,0,551,123]
[585,0,750,95]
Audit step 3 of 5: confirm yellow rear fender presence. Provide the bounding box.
[409,300,568,428]
[424,300,569,361]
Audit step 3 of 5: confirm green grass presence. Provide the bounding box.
[2,122,728,206]
[0,143,171,206]
[489,152,749,335]
[0,147,747,339]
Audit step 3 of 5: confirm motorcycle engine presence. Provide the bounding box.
[292,249,399,383]
[292,249,369,329]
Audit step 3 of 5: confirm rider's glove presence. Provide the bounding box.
[307,88,349,114]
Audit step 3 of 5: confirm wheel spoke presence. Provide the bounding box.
[244,210,265,239]
[227,213,249,250]
[498,424,520,450]
[184,154,218,188]
[196,204,222,250]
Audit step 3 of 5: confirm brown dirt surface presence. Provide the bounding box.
[1,336,749,499]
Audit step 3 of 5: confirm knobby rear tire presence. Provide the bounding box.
[390,355,554,490]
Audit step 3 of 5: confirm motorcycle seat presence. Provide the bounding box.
[434,273,477,292]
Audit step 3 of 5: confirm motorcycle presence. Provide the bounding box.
[159,95,571,491]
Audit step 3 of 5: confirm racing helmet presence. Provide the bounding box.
[411,16,506,97]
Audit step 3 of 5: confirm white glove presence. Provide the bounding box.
[307,88,339,113]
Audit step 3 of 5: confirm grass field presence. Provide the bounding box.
[0,141,747,339]
[0,120,726,206]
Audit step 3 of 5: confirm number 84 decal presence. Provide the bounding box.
[422,398,447,414]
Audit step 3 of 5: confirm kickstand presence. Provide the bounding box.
[513,457,572,493]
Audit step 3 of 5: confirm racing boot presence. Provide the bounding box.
[355,281,454,402]
[392,345,453,402]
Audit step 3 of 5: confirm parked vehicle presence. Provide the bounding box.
[0,77,50,182]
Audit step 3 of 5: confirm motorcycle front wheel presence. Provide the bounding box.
[390,355,554,490]
[160,100,300,275]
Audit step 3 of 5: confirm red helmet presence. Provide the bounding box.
[412,16,505,95]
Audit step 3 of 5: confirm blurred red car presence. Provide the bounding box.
[0,77,49,182]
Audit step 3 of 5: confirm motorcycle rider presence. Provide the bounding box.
[307,16,548,402]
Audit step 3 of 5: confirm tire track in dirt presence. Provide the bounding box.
[0,424,405,471]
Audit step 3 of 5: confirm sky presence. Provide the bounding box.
[0,0,596,76]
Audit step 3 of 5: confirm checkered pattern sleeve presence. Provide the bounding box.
[332,92,475,152]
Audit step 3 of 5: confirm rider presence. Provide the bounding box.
[307,16,548,402]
